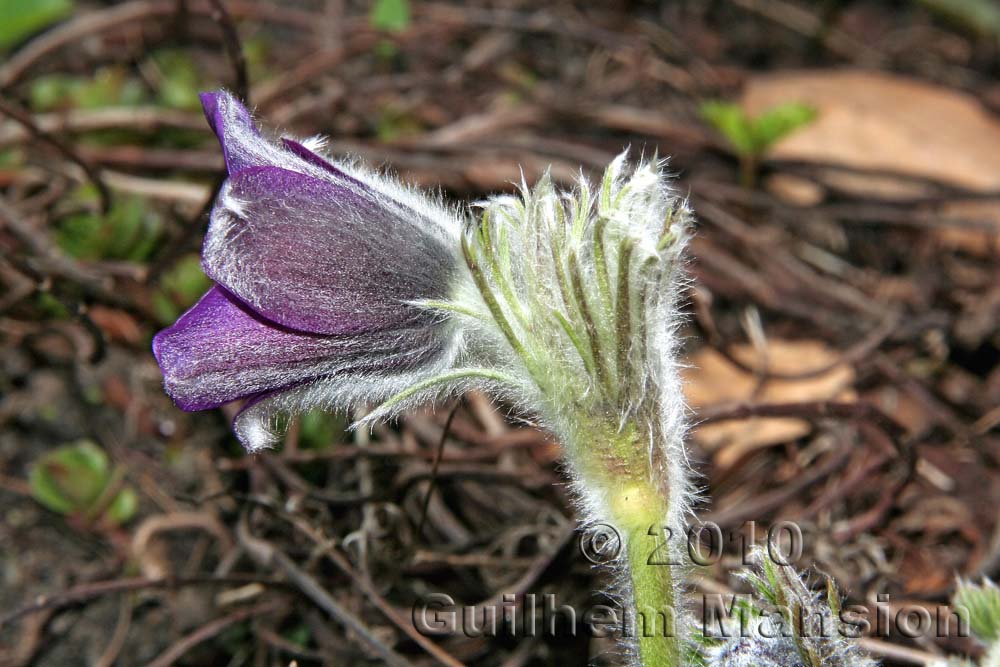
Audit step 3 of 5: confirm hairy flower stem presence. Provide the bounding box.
[562,418,683,667]
[626,512,679,667]
[618,484,679,667]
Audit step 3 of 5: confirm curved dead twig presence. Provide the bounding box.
[142,599,284,667]
[131,511,235,577]
[0,97,111,213]
[205,0,248,103]
[416,401,461,540]
[0,575,286,629]
[696,399,907,446]
[692,292,902,381]
[0,0,345,88]
[94,593,133,667]
[236,515,419,667]
[282,511,470,667]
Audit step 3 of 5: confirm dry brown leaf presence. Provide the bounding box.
[932,200,1000,256]
[863,385,934,439]
[764,173,825,206]
[89,305,143,344]
[743,70,1000,194]
[683,339,856,468]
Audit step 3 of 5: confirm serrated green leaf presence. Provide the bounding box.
[0,0,73,51]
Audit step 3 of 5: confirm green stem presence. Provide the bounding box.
[739,154,758,189]
[573,422,681,667]
[611,484,679,667]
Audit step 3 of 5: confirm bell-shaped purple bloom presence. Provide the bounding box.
[153,91,464,450]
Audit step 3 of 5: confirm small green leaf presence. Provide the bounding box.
[917,0,1000,38]
[700,101,756,156]
[35,292,69,318]
[29,440,138,527]
[86,67,146,109]
[57,192,162,261]
[0,0,73,51]
[29,75,73,111]
[750,102,817,154]
[0,147,24,167]
[283,623,312,648]
[375,105,423,142]
[29,440,111,515]
[153,50,202,110]
[370,0,410,32]
[31,67,147,113]
[105,487,138,525]
[700,100,816,158]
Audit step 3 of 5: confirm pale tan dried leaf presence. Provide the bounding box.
[683,339,856,468]
[743,70,1000,194]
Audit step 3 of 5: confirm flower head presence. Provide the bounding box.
[155,91,692,456]
[153,95,695,665]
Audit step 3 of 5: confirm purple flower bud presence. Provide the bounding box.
[153,91,464,449]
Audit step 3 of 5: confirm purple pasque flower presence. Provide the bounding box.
[154,91,692,463]
[153,91,468,450]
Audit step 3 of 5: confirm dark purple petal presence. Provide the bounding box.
[203,166,456,335]
[201,91,366,186]
[200,91,270,174]
[281,138,366,187]
[153,286,445,411]
[200,91,257,140]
